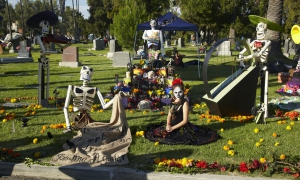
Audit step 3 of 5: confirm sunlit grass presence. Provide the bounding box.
[0,42,297,179]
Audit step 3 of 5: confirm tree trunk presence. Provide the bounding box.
[265,0,286,60]
[229,25,235,44]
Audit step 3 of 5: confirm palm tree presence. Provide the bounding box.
[265,0,286,60]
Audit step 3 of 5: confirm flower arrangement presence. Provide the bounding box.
[147,156,300,178]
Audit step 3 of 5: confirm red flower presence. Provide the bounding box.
[210,162,219,169]
[220,166,226,172]
[8,149,13,154]
[13,153,20,157]
[292,173,300,178]
[239,162,249,173]
[283,167,290,173]
[251,159,261,169]
[196,161,208,169]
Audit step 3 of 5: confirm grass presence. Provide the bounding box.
[0,41,299,179]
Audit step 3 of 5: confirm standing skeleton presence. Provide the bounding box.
[236,21,272,123]
[63,65,114,132]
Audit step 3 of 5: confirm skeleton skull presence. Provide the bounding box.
[80,65,93,82]
[39,20,50,34]
[150,20,157,28]
[256,22,267,40]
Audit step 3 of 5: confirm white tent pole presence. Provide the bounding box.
[197,32,200,78]
[159,30,164,57]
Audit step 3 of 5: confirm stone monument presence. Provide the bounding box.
[59,46,80,68]
[113,52,131,67]
[216,40,232,56]
[92,39,105,50]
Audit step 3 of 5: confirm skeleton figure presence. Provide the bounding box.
[238,22,271,68]
[142,19,161,61]
[63,65,114,132]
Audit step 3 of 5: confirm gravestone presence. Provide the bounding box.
[246,38,251,45]
[283,39,290,57]
[216,40,232,56]
[113,52,131,67]
[92,39,104,50]
[59,46,80,68]
[107,40,122,59]
[165,40,171,48]
[234,39,241,50]
[177,38,185,48]
[174,40,178,46]
[17,40,32,58]
[288,40,296,55]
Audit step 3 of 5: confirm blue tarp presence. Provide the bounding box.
[136,12,198,32]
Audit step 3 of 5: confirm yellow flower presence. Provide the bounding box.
[182,158,188,167]
[277,120,282,124]
[207,119,211,123]
[42,125,47,130]
[254,128,259,133]
[286,125,292,130]
[223,145,230,151]
[143,111,147,115]
[154,142,159,146]
[255,142,261,147]
[33,138,38,144]
[220,128,224,132]
[290,121,295,125]
[2,119,7,123]
[129,110,134,114]
[139,131,144,136]
[228,150,234,156]
[228,140,234,145]
[260,157,266,163]
[272,133,278,137]
[280,154,286,160]
[259,138,264,142]
[34,152,41,158]
[275,142,280,146]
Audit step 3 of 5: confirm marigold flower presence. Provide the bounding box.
[154,142,159,146]
[260,158,266,163]
[277,120,282,124]
[153,157,161,164]
[34,152,41,158]
[286,125,292,130]
[290,121,295,125]
[254,128,259,133]
[280,154,286,160]
[228,150,234,156]
[272,133,277,137]
[259,138,264,142]
[275,142,280,146]
[220,128,224,132]
[223,145,230,151]
[228,140,234,145]
[33,138,38,144]
[255,142,261,147]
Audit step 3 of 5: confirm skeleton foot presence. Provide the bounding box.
[63,127,72,133]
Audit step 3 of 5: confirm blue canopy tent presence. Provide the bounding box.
[134,12,201,77]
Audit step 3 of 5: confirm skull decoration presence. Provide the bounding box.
[39,20,50,35]
[80,65,93,82]
[150,19,157,28]
[256,22,267,40]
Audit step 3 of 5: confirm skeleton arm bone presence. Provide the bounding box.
[96,88,113,109]
[63,85,74,131]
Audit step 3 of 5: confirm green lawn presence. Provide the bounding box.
[0,42,299,179]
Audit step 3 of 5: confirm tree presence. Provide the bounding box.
[111,0,147,49]
[265,0,286,59]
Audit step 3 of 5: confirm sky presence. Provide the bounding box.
[9,0,90,19]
